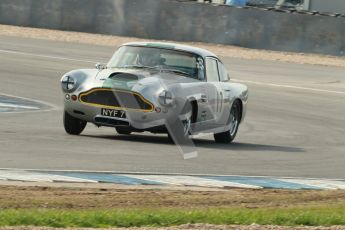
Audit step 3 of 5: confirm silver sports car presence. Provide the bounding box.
[61,42,248,143]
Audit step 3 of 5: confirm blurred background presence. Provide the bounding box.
[196,0,345,14]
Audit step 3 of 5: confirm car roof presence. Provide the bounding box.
[122,42,218,58]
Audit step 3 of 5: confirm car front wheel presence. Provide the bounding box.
[115,127,131,135]
[63,111,87,135]
[214,100,241,143]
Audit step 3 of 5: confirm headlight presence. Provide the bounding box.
[61,75,77,92]
[158,90,174,106]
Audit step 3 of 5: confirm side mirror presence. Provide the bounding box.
[95,63,106,70]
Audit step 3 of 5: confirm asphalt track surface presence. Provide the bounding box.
[0,35,345,179]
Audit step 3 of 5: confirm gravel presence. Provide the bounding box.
[0,24,344,68]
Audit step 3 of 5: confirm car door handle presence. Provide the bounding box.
[224,89,231,92]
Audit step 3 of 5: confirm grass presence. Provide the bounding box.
[1,206,345,228]
[1,185,345,228]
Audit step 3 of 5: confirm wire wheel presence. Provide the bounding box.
[214,100,241,143]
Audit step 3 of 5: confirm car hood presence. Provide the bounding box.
[95,68,198,91]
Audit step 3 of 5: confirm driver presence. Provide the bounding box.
[138,48,161,67]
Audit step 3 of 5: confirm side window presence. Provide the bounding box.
[205,58,220,82]
[218,62,229,82]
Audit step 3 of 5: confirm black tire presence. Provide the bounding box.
[214,100,241,143]
[63,111,87,135]
[167,133,174,143]
[116,127,132,135]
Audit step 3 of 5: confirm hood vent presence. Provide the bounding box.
[109,73,139,81]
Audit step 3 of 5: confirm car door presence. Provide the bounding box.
[204,57,223,123]
[217,61,233,126]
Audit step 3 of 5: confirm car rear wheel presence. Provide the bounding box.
[214,100,241,143]
[115,127,131,135]
[63,111,87,135]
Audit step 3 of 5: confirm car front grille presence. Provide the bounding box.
[79,88,154,112]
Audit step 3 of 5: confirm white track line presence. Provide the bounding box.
[124,174,261,189]
[2,47,345,98]
[0,49,92,114]
[2,48,344,96]
[0,92,60,114]
[0,102,39,110]
[233,78,345,95]
[2,169,345,190]
[1,168,344,182]
[279,178,345,190]
[0,49,96,63]
[0,170,97,183]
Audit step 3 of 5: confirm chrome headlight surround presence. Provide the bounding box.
[61,75,77,92]
[158,90,174,106]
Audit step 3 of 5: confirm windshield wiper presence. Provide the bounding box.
[161,68,191,77]
[122,65,159,70]
[119,65,192,77]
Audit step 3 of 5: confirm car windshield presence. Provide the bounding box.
[107,45,205,80]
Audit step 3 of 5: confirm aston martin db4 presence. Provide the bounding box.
[61,42,248,143]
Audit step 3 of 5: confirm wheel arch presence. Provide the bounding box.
[233,98,243,123]
[191,100,198,123]
[186,96,198,123]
